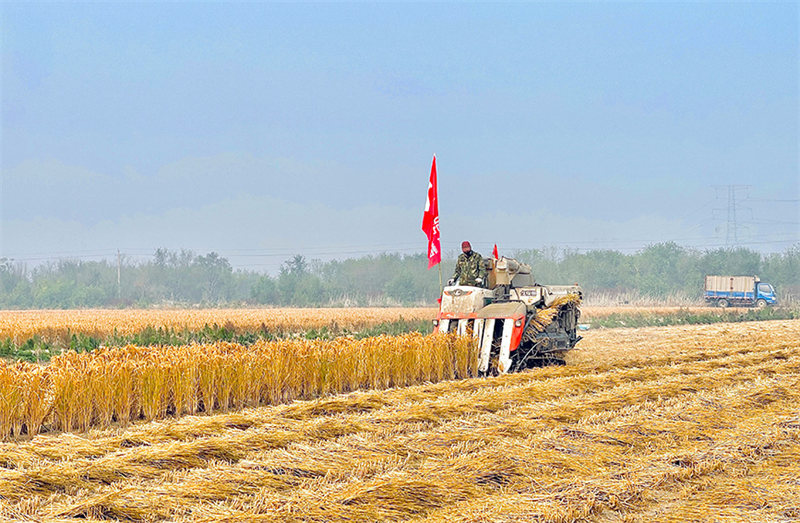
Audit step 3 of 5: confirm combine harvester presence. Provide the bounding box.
[434,257,583,375]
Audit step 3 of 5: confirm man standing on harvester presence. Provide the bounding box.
[449,241,487,287]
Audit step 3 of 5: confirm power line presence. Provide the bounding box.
[712,184,752,246]
[744,198,799,203]
[4,231,797,268]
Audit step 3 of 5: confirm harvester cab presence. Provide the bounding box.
[433,257,582,375]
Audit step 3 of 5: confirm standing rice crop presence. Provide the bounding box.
[0,332,475,439]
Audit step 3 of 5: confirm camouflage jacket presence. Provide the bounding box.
[452,251,487,287]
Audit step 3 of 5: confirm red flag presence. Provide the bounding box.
[421,155,441,269]
[493,244,499,259]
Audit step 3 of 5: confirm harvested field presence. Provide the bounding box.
[1,319,797,522]
[579,305,798,330]
[580,305,749,318]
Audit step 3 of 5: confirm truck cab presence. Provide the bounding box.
[756,282,778,307]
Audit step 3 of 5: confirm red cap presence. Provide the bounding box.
[461,241,471,249]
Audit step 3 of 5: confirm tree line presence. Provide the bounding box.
[0,243,797,308]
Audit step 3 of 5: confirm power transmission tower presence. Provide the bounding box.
[712,185,751,247]
[117,249,122,301]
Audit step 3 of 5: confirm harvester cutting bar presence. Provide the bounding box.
[440,317,516,374]
[478,318,492,371]
[500,320,514,371]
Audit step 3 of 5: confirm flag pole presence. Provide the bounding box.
[423,153,443,298]
[437,153,442,294]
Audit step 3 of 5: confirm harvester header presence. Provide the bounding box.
[434,256,583,374]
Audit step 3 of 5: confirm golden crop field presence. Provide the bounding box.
[0,319,797,522]
[0,307,438,344]
[0,306,764,350]
[0,333,474,438]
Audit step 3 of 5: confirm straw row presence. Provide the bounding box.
[0,333,475,439]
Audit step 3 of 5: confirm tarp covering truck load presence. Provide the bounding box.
[434,257,582,375]
[704,275,777,308]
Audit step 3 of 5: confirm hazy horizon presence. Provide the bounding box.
[2,2,798,274]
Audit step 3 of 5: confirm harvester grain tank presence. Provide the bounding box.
[704,275,777,308]
[433,256,583,374]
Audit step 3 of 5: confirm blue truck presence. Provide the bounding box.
[704,275,778,308]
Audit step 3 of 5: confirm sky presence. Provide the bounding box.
[2,2,798,273]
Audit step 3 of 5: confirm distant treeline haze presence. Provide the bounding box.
[0,244,798,308]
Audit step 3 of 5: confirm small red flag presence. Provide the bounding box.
[421,155,441,269]
[493,244,499,259]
